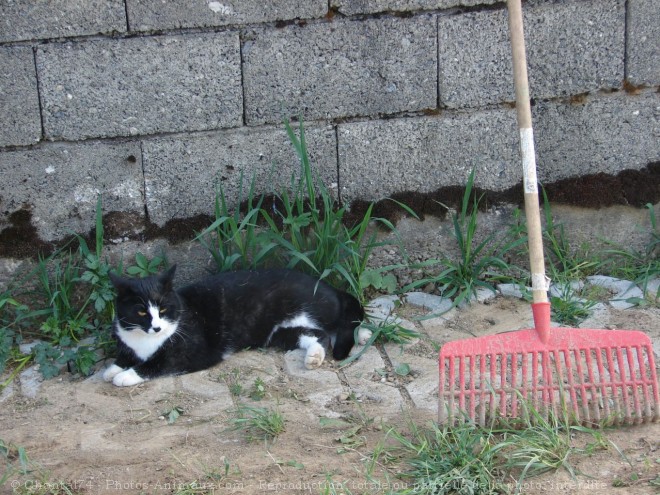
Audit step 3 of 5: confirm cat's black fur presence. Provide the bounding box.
[103,266,364,386]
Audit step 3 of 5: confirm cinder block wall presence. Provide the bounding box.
[1,0,658,244]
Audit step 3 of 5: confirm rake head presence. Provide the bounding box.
[438,315,660,426]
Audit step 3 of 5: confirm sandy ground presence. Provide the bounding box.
[1,295,658,495]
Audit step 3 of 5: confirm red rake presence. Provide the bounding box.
[438,0,660,426]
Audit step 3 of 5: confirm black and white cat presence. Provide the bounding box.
[102,266,369,387]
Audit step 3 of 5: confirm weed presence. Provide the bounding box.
[228,404,285,443]
[195,174,277,272]
[260,118,402,303]
[221,368,243,397]
[338,317,418,368]
[249,377,267,401]
[604,203,660,298]
[125,252,166,278]
[498,400,610,490]
[548,283,597,326]
[403,169,526,308]
[541,189,603,282]
[163,406,185,424]
[319,475,355,495]
[384,420,508,494]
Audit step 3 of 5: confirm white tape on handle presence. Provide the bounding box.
[531,273,550,292]
[520,128,537,194]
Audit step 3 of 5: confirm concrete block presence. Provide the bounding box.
[0,141,144,241]
[243,16,436,125]
[626,0,660,85]
[0,47,41,147]
[128,0,327,31]
[37,33,242,141]
[438,0,625,108]
[142,124,337,226]
[331,0,501,16]
[533,90,660,182]
[337,108,520,202]
[0,0,126,43]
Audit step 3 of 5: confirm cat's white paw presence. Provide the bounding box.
[304,344,325,370]
[103,363,124,382]
[112,368,145,387]
[357,327,373,346]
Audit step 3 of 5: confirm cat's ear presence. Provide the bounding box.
[158,265,177,292]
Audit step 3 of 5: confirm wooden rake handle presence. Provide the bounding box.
[507,0,549,306]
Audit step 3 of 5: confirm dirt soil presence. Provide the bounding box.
[1,297,659,495]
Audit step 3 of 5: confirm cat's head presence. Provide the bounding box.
[109,265,181,336]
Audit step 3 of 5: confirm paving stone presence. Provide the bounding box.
[243,15,436,124]
[644,278,659,301]
[497,283,525,299]
[404,292,453,314]
[340,346,404,410]
[0,0,126,43]
[128,0,326,31]
[19,366,43,399]
[0,46,41,147]
[283,350,342,388]
[0,380,14,404]
[37,32,242,140]
[179,370,233,400]
[476,287,497,303]
[586,275,645,310]
[366,295,400,315]
[400,355,439,412]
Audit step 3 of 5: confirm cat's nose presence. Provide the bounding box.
[152,326,161,333]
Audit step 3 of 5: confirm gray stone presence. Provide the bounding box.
[0,380,14,404]
[128,0,327,31]
[549,280,584,299]
[0,141,145,241]
[0,0,126,43]
[586,276,645,310]
[0,46,41,147]
[475,287,497,303]
[142,124,337,226]
[243,15,436,125]
[331,0,500,16]
[533,90,660,182]
[497,283,525,299]
[401,355,439,411]
[37,33,242,140]
[19,341,43,355]
[438,0,624,108]
[338,108,519,202]
[404,292,453,314]
[627,0,660,85]
[644,278,659,301]
[283,350,342,388]
[179,370,233,400]
[366,295,400,316]
[19,366,43,398]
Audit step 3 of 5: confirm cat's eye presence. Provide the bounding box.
[159,308,167,314]
[137,310,147,316]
